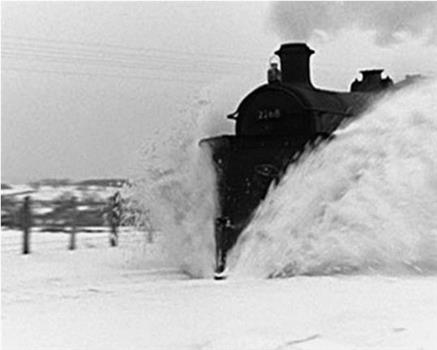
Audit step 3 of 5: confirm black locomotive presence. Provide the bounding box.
[200,43,412,276]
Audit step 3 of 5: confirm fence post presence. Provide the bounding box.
[147,229,154,244]
[109,192,121,247]
[22,196,32,254]
[69,196,77,250]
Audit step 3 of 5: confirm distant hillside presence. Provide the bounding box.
[29,179,72,188]
[73,179,128,187]
[28,178,128,188]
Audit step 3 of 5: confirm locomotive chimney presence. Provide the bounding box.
[275,43,314,86]
[360,69,384,84]
[350,69,393,92]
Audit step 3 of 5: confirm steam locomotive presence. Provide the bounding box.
[200,43,417,277]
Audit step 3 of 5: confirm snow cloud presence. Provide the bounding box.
[270,2,437,46]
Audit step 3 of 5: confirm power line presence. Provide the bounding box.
[2,45,354,77]
[5,36,394,82]
[2,66,212,84]
[2,40,264,77]
[2,35,264,63]
[2,36,365,76]
[2,42,260,68]
[2,51,245,76]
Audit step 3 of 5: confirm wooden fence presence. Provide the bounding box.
[2,193,123,254]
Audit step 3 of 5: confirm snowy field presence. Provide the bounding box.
[3,80,437,350]
[2,229,437,350]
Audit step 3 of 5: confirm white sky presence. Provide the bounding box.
[2,1,436,184]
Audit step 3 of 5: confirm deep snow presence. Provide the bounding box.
[3,75,437,350]
[2,229,437,350]
[229,81,437,278]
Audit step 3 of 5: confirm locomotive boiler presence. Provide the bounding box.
[200,43,403,277]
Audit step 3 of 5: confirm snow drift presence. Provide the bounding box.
[228,80,437,278]
[129,79,437,280]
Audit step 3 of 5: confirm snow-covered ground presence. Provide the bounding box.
[2,229,437,350]
[3,79,437,350]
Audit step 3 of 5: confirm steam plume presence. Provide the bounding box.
[270,2,437,46]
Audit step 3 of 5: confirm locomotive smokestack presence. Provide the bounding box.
[350,69,394,92]
[360,69,384,84]
[275,43,314,86]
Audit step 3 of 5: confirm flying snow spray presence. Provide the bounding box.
[228,81,437,278]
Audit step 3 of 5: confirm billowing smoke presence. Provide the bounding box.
[270,2,437,46]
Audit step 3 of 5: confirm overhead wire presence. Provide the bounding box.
[2,35,368,72]
[2,66,211,84]
[2,45,355,79]
[5,35,418,83]
[1,43,259,69]
[2,51,248,76]
[2,35,264,64]
[2,37,266,82]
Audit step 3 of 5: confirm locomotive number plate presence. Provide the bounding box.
[257,108,281,120]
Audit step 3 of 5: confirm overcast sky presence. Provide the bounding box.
[2,2,437,184]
